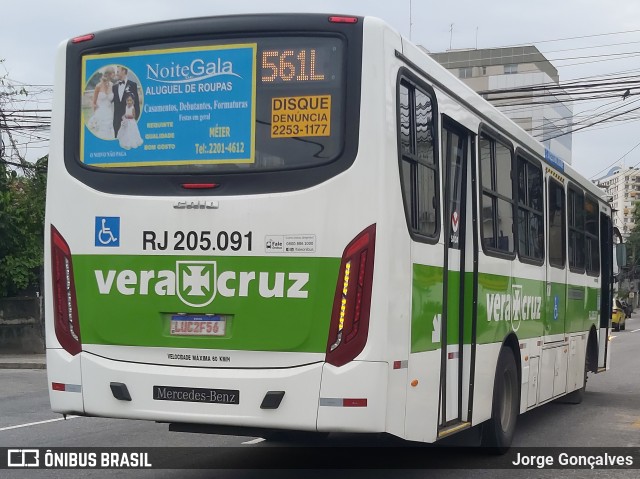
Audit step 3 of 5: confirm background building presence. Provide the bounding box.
[596,166,640,306]
[595,166,640,238]
[428,46,573,164]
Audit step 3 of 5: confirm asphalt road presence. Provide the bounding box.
[1,316,639,478]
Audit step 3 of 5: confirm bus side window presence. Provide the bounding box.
[568,186,585,272]
[398,76,439,240]
[479,134,514,256]
[548,179,566,268]
[516,155,544,262]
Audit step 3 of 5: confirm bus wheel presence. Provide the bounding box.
[481,347,519,453]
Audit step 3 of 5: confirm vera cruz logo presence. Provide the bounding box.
[177,261,216,307]
[94,260,310,308]
[486,284,542,332]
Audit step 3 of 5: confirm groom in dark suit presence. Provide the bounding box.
[113,66,140,137]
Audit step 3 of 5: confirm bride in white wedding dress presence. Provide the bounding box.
[87,72,115,140]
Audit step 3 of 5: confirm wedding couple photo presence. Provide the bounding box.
[84,64,144,150]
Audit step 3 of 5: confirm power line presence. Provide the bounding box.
[542,39,640,55]
[431,48,640,69]
[590,138,640,180]
[543,102,640,140]
[496,28,640,48]
[479,75,640,95]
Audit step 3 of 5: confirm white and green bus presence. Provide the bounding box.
[46,13,614,449]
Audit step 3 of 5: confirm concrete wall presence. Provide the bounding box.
[0,297,44,353]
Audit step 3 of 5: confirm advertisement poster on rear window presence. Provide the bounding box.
[80,44,256,167]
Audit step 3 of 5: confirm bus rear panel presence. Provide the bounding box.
[46,14,391,434]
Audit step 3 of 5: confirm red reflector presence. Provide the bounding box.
[181,183,219,189]
[52,382,66,391]
[393,361,402,370]
[72,34,95,43]
[329,16,358,24]
[343,398,367,407]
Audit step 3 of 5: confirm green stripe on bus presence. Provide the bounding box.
[72,254,339,352]
[411,264,600,353]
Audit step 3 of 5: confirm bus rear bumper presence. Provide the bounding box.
[47,350,389,434]
[78,351,323,430]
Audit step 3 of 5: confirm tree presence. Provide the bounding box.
[621,202,640,292]
[0,63,49,297]
[0,156,47,296]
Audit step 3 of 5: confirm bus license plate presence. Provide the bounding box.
[170,315,226,336]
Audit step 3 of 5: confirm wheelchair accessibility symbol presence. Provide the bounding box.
[95,217,120,247]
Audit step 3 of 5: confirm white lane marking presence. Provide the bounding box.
[630,329,640,333]
[242,437,266,445]
[0,416,80,432]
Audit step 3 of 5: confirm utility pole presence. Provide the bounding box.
[409,0,413,41]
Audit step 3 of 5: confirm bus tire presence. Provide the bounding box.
[481,347,519,453]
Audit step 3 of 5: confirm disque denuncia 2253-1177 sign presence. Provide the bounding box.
[80,44,256,167]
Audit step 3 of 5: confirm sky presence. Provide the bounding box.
[3,0,640,180]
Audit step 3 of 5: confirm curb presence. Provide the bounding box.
[0,357,46,370]
[0,362,46,370]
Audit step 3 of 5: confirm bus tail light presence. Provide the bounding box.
[326,224,376,367]
[181,183,219,190]
[51,226,82,356]
[71,34,95,43]
[328,16,359,24]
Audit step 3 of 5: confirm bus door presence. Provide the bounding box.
[439,119,473,429]
[598,213,613,370]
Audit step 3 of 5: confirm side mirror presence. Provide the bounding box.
[616,243,627,268]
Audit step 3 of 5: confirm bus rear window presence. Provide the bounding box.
[80,36,344,173]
